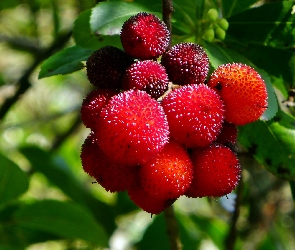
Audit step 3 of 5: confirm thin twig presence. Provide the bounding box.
[225,174,243,250]
[162,0,174,48]
[164,206,183,250]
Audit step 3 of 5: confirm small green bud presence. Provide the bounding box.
[215,27,226,40]
[218,18,229,30]
[207,8,219,22]
[202,28,215,42]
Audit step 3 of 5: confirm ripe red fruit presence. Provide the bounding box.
[122,60,169,99]
[161,42,209,86]
[80,89,118,130]
[96,90,169,166]
[162,84,224,148]
[81,132,138,192]
[207,63,268,125]
[128,180,176,214]
[216,122,238,145]
[86,46,134,89]
[80,131,99,177]
[139,140,193,200]
[120,12,170,59]
[185,143,241,198]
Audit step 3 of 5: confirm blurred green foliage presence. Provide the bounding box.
[0,0,294,249]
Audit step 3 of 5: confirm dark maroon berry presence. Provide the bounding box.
[161,42,209,86]
[86,46,134,89]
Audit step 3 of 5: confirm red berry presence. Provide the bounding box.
[80,89,118,130]
[120,12,170,59]
[81,132,138,192]
[216,122,238,145]
[140,140,193,200]
[86,46,134,89]
[161,42,209,86]
[185,143,241,198]
[207,63,268,125]
[96,90,169,166]
[162,84,224,148]
[122,60,169,99]
[80,131,98,177]
[128,180,176,214]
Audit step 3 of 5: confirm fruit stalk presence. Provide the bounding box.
[162,0,173,48]
[225,175,243,250]
[164,206,183,250]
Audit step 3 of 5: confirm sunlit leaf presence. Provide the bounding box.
[14,200,108,246]
[0,153,29,206]
[90,2,158,36]
[73,9,121,50]
[38,46,93,79]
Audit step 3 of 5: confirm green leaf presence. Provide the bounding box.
[176,212,201,250]
[90,1,158,36]
[205,42,278,121]
[19,146,116,235]
[290,182,295,201]
[136,213,170,250]
[0,153,29,206]
[73,9,122,50]
[238,111,295,180]
[38,46,94,79]
[227,1,295,48]
[222,0,259,18]
[14,200,108,246]
[190,214,227,250]
[0,203,63,248]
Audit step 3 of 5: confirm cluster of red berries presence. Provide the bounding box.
[80,13,268,214]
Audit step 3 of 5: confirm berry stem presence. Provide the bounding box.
[164,205,183,250]
[162,0,174,48]
[224,174,243,250]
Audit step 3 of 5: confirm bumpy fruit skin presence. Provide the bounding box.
[128,179,176,214]
[185,143,241,198]
[81,132,138,192]
[122,60,169,99]
[86,46,134,89]
[161,42,209,86]
[80,131,99,177]
[208,63,268,125]
[162,84,224,148]
[80,89,119,130]
[140,140,193,200]
[96,89,169,166]
[120,12,170,60]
